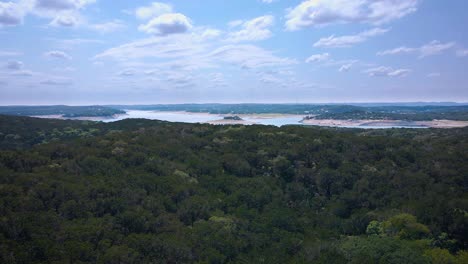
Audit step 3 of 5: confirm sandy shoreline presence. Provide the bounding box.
[208,119,257,125]
[301,119,468,128]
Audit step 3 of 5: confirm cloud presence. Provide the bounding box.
[209,44,297,69]
[201,28,222,39]
[0,50,22,57]
[377,40,455,58]
[0,0,96,28]
[314,28,389,48]
[365,66,411,77]
[10,70,35,77]
[95,34,296,71]
[138,13,192,36]
[261,0,276,4]
[339,64,352,72]
[208,73,228,87]
[35,0,96,11]
[135,2,172,20]
[377,46,415,56]
[228,20,243,28]
[165,72,195,88]
[226,15,274,42]
[305,53,330,63]
[94,34,207,61]
[0,1,26,26]
[419,41,455,58]
[0,0,95,28]
[57,38,104,46]
[5,60,23,70]
[285,0,419,31]
[50,14,79,27]
[90,20,126,33]
[40,77,73,85]
[93,27,297,92]
[44,50,72,60]
[457,49,468,57]
[118,69,137,77]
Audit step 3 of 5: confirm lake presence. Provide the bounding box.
[99,110,428,129]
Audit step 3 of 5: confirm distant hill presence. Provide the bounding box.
[0,105,125,118]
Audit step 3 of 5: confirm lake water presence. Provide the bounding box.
[104,111,224,124]
[99,110,428,129]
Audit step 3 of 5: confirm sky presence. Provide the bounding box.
[1,0,468,105]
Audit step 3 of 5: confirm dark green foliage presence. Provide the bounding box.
[0,115,467,263]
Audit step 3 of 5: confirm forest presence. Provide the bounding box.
[0,114,467,263]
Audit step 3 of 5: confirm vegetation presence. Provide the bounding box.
[310,109,468,121]
[0,114,467,263]
[0,105,125,118]
[223,116,243,121]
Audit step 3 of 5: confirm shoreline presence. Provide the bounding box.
[28,111,468,128]
[301,118,468,128]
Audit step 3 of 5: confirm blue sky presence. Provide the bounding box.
[1,0,467,105]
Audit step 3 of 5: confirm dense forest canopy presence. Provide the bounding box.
[0,114,467,263]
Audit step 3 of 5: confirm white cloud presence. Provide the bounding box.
[305,53,329,63]
[90,20,126,33]
[5,60,23,70]
[0,0,97,28]
[201,28,222,39]
[419,41,455,58]
[95,34,296,71]
[0,1,26,26]
[314,28,389,48]
[261,0,276,3]
[365,66,411,77]
[209,44,297,69]
[135,2,172,20]
[285,0,419,31]
[377,46,415,56]
[94,35,207,61]
[93,26,297,90]
[57,38,103,46]
[35,0,96,11]
[118,69,137,77]
[138,13,192,36]
[226,15,274,43]
[377,40,455,58]
[50,13,79,27]
[10,70,35,77]
[339,64,352,72]
[44,50,72,60]
[228,20,243,28]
